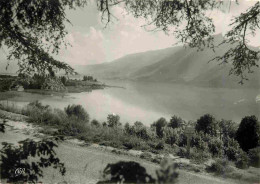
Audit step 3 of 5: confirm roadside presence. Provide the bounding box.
[0,111,256,184]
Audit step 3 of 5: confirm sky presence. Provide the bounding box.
[59,0,260,66]
[1,0,259,67]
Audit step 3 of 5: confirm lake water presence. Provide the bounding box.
[3,80,260,125]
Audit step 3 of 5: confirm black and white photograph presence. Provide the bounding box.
[0,0,260,183]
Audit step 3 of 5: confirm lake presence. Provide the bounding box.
[2,80,260,125]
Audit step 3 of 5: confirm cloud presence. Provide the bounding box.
[60,27,106,65]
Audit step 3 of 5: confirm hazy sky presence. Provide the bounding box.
[1,0,259,67]
[59,0,259,66]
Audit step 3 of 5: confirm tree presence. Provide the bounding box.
[107,114,121,127]
[219,119,238,139]
[168,115,185,129]
[64,104,89,122]
[195,114,219,136]
[152,117,167,138]
[236,115,260,152]
[0,0,87,76]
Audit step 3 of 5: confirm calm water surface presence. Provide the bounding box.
[4,80,260,125]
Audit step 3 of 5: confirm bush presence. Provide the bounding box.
[223,137,241,161]
[190,132,208,151]
[176,147,187,158]
[195,114,219,136]
[164,127,179,146]
[91,119,101,127]
[235,150,249,169]
[152,117,167,138]
[65,104,89,122]
[208,137,224,157]
[168,115,185,129]
[219,119,237,139]
[190,148,211,164]
[236,115,260,152]
[248,147,260,168]
[207,159,233,175]
[155,141,165,150]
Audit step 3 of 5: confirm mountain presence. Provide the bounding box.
[75,35,260,88]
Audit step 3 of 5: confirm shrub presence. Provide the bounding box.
[156,159,179,184]
[195,114,219,136]
[236,115,260,152]
[223,137,241,161]
[219,119,237,139]
[107,114,121,127]
[168,115,185,129]
[65,104,89,122]
[235,150,249,169]
[190,148,211,164]
[248,147,260,168]
[190,132,208,151]
[208,137,224,157]
[152,117,167,138]
[155,141,165,150]
[91,119,101,127]
[207,158,233,175]
[164,127,179,146]
[177,147,187,158]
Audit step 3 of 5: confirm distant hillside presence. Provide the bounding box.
[75,35,260,88]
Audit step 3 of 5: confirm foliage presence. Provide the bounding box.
[59,76,68,86]
[107,114,121,127]
[91,119,101,127]
[189,148,211,164]
[195,114,219,136]
[248,147,260,168]
[152,117,167,138]
[64,104,89,122]
[219,119,238,139]
[164,127,179,146]
[125,121,152,140]
[236,115,260,152]
[83,75,97,81]
[207,158,233,175]
[223,137,241,161]
[156,159,179,184]
[98,160,179,184]
[97,161,155,183]
[168,115,185,129]
[0,137,66,183]
[208,137,224,157]
[235,150,249,169]
[0,0,88,76]
[0,78,14,91]
[155,141,165,150]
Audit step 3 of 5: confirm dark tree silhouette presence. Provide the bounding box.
[236,115,260,152]
[97,161,155,183]
[0,137,66,183]
[195,114,219,136]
